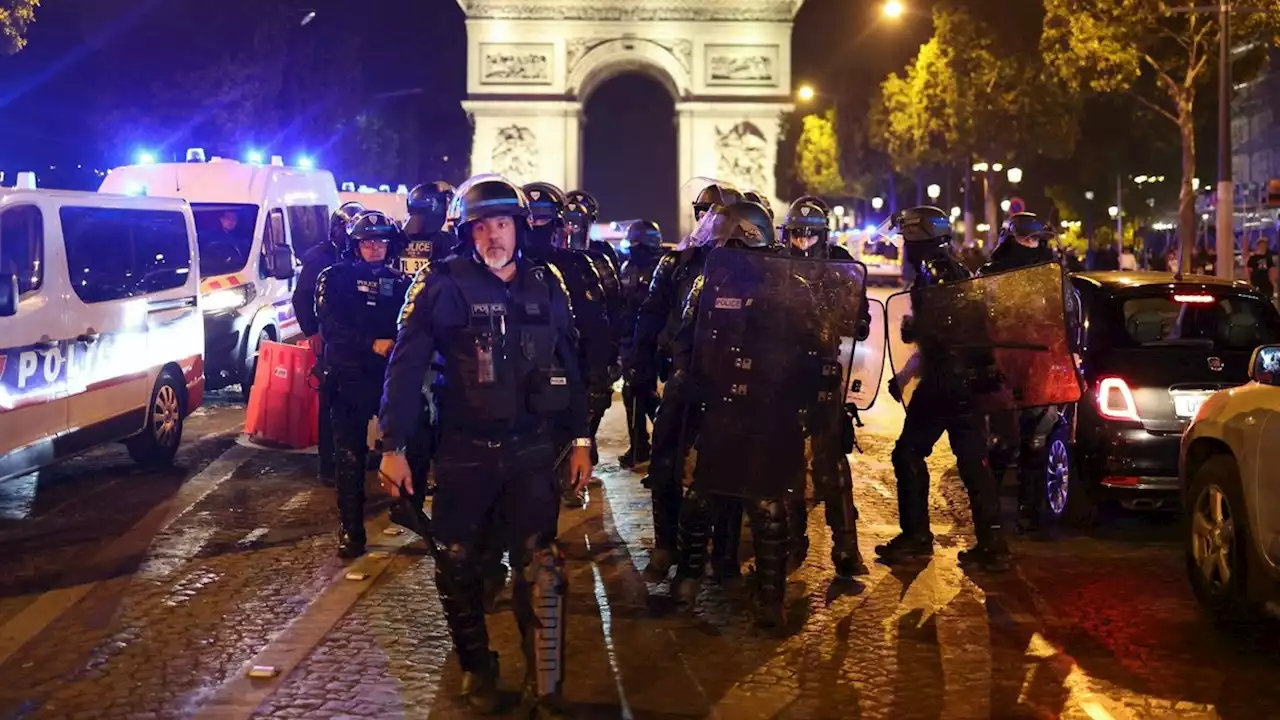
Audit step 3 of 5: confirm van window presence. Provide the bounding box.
[0,205,43,297]
[60,206,192,304]
[191,203,259,277]
[262,209,289,280]
[287,205,329,257]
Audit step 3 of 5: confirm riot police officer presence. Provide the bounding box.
[315,210,410,558]
[691,183,745,223]
[294,201,365,483]
[618,220,664,468]
[878,206,1011,572]
[782,198,853,260]
[566,189,622,271]
[378,176,591,719]
[401,181,456,272]
[742,190,774,222]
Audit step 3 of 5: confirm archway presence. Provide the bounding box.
[581,72,679,243]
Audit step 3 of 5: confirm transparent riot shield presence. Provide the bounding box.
[689,248,866,500]
[885,262,1082,413]
[843,298,887,411]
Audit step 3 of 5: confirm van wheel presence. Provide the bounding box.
[127,371,185,468]
[1186,454,1257,626]
[240,328,272,402]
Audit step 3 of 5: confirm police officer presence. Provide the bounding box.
[692,183,745,223]
[315,210,409,558]
[566,189,622,272]
[378,176,590,718]
[618,220,664,468]
[401,181,456,272]
[670,200,796,626]
[742,190,774,222]
[294,201,365,483]
[782,198,853,260]
[878,207,1010,572]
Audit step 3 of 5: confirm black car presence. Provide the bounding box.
[1051,272,1280,521]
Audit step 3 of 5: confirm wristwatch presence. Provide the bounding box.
[571,437,592,448]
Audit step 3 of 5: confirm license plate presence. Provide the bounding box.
[1173,393,1210,418]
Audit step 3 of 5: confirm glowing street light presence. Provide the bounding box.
[1006,167,1023,184]
[1085,190,1096,201]
[1108,206,1120,218]
[973,162,989,172]
[1192,177,1201,191]
[871,196,884,210]
[797,85,816,102]
[1000,199,1012,213]
[927,184,941,200]
[883,0,905,18]
[950,206,961,218]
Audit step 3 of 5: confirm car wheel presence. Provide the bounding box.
[1186,454,1256,625]
[126,371,186,468]
[240,327,273,402]
[1038,422,1073,527]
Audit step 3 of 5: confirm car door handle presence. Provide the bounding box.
[77,330,100,344]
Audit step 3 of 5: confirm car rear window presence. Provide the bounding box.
[1111,291,1280,351]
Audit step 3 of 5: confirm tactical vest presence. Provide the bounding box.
[438,257,571,426]
[327,261,408,371]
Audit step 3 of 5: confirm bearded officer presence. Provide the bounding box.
[315,210,409,558]
[379,175,590,718]
[878,207,1010,572]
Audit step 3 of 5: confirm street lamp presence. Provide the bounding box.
[1000,199,1012,213]
[972,162,989,172]
[927,184,941,201]
[797,85,816,103]
[1193,177,1201,191]
[871,196,884,211]
[1085,190,1095,201]
[950,206,961,218]
[1007,167,1023,184]
[883,0,905,19]
[992,163,1004,173]
[1108,206,1119,219]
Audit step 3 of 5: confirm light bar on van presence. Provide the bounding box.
[247,150,265,165]
[297,156,315,170]
[1173,294,1215,304]
[137,151,156,166]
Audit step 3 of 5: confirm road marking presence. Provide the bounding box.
[191,515,415,720]
[237,527,270,546]
[0,443,253,668]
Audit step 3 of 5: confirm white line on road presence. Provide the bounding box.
[0,443,253,668]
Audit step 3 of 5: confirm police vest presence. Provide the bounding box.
[438,257,570,426]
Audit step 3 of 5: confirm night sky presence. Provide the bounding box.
[0,0,973,225]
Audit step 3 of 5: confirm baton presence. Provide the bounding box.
[382,472,441,564]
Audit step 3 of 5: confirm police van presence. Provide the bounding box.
[0,175,205,481]
[100,153,341,397]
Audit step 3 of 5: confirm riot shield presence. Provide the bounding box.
[843,298,887,411]
[885,262,1082,413]
[690,248,866,500]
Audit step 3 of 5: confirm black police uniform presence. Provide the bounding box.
[618,221,664,467]
[294,202,365,482]
[379,179,587,718]
[877,207,1009,571]
[780,199,869,578]
[315,213,409,558]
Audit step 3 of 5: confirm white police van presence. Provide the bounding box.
[0,174,205,481]
[100,152,341,398]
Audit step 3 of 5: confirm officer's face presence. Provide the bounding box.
[471,216,517,269]
[1015,234,1041,249]
[790,229,819,250]
[359,238,389,263]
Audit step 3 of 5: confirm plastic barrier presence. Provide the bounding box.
[244,340,320,449]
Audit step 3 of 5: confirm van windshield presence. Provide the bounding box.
[192,203,259,277]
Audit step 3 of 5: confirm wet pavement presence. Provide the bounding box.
[0,383,1279,719]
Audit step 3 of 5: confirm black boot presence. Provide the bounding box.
[874,533,934,564]
[749,499,790,630]
[437,543,499,712]
[334,452,367,559]
[675,490,712,600]
[710,500,743,583]
[460,651,502,714]
[958,526,1012,572]
[787,497,810,573]
[825,491,869,578]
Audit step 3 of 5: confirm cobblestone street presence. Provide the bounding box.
[0,389,1278,720]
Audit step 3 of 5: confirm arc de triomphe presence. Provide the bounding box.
[458,0,802,235]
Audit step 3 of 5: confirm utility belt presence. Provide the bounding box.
[441,420,550,447]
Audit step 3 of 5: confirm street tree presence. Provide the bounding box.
[0,0,38,54]
[1041,0,1280,265]
[795,109,849,196]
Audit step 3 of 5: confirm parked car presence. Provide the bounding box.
[1044,272,1280,523]
[0,182,205,482]
[1180,344,1280,621]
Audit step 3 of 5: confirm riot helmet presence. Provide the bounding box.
[696,201,775,249]
[522,182,568,250]
[794,194,832,216]
[451,174,530,270]
[331,202,366,246]
[624,219,663,251]
[693,184,745,223]
[884,205,958,273]
[565,190,599,223]
[346,210,402,263]
[782,198,830,251]
[563,199,593,250]
[999,212,1053,247]
[743,191,774,221]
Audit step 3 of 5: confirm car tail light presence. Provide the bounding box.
[1173,293,1215,304]
[1101,476,1140,488]
[1097,377,1141,422]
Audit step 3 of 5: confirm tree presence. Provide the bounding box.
[1041,0,1280,266]
[0,0,38,55]
[795,109,849,196]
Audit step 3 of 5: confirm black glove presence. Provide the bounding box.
[888,376,903,404]
[900,315,916,345]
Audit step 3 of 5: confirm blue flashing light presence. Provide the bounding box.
[137,151,156,166]
[864,224,878,234]
[297,155,315,170]
[620,239,631,250]
[247,150,265,164]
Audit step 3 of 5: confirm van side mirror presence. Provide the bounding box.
[1249,344,1280,386]
[266,246,294,280]
[0,274,17,317]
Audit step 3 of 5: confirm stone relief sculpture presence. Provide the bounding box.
[716,122,769,192]
[491,125,539,184]
[461,1,804,22]
[566,37,692,77]
[481,44,552,84]
[706,45,777,85]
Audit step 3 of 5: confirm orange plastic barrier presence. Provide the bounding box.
[243,340,320,448]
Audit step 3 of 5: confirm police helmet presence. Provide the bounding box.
[693,184,745,220]
[625,220,663,250]
[522,182,568,227]
[782,198,830,243]
[743,191,774,221]
[563,199,593,249]
[330,202,366,244]
[720,201,776,248]
[1000,212,1052,242]
[894,206,954,243]
[407,181,454,217]
[451,175,531,246]
[345,210,402,260]
[794,194,832,216]
[565,190,599,222]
